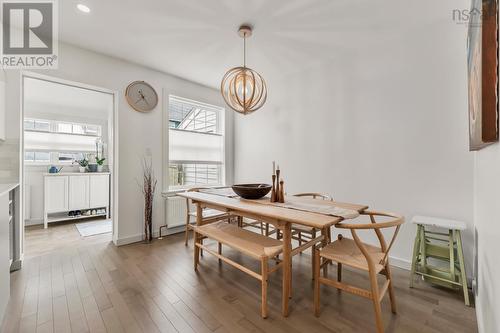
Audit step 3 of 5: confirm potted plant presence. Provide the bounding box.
[96,157,106,172]
[74,158,88,173]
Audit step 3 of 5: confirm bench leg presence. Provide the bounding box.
[261,258,269,318]
[456,230,470,306]
[194,204,203,271]
[409,225,421,288]
[194,234,200,271]
[314,248,321,316]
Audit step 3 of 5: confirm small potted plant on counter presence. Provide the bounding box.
[75,158,88,173]
[96,157,106,172]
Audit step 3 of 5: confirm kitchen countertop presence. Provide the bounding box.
[44,172,111,176]
[0,183,19,196]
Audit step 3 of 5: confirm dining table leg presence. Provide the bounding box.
[321,227,330,276]
[282,222,292,317]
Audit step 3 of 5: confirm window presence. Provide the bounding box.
[58,152,85,163]
[24,119,50,132]
[168,96,224,190]
[24,151,50,163]
[56,122,101,136]
[24,118,102,164]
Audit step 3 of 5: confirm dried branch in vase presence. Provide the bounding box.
[139,156,157,242]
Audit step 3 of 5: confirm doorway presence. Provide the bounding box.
[21,73,118,257]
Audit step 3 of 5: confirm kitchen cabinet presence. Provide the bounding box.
[68,175,89,210]
[44,173,110,228]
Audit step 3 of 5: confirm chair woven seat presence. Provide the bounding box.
[320,238,385,273]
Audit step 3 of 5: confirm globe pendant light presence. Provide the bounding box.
[221,25,267,115]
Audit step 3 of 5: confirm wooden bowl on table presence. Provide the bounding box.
[232,184,272,200]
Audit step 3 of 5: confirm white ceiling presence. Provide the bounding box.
[59,0,452,88]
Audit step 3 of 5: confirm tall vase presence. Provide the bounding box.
[144,193,153,242]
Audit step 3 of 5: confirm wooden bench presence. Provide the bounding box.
[193,221,284,318]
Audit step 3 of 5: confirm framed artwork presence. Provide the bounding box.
[468,0,499,151]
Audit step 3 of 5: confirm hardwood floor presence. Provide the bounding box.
[2,223,477,333]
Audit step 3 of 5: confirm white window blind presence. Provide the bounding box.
[169,129,223,164]
[24,131,98,152]
[168,96,225,189]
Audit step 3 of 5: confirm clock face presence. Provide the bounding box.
[125,81,158,112]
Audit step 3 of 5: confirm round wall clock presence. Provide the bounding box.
[125,81,158,112]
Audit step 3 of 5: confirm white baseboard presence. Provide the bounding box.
[25,218,43,226]
[115,229,162,246]
[115,233,145,246]
[160,225,185,236]
[389,255,411,270]
[115,225,187,246]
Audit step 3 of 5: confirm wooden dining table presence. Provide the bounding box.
[177,190,368,317]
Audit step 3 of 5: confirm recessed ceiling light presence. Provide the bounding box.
[77,4,90,13]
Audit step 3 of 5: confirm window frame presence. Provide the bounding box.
[166,95,226,192]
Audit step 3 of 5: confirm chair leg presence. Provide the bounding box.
[420,226,427,274]
[385,262,397,314]
[369,269,384,333]
[314,248,321,317]
[449,230,456,282]
[311,229,317,280]
[409,225,421,288]
[298,232,303,252]
[265,223,270,236]
[185,218,191,246]
[194,232,200,271]
[455,230,470,306]
[261,258,269,318]
[337,263,342,282]
[218,242,222,264]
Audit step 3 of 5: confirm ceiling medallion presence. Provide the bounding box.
[221,25,267,115]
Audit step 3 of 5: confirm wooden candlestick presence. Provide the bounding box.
[275,169,281,203]
[271,174,277,202]
[278,180,285,203]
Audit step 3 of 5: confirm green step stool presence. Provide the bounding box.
[409,215,470,306]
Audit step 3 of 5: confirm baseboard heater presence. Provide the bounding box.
[165,195,187,230]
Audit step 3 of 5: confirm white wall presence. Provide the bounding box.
[474,144,500,332]
[472,5,500,331]
[5,42,233,244]
[234,12,475,271]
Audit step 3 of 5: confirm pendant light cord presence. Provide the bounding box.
[243,32,246,68]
